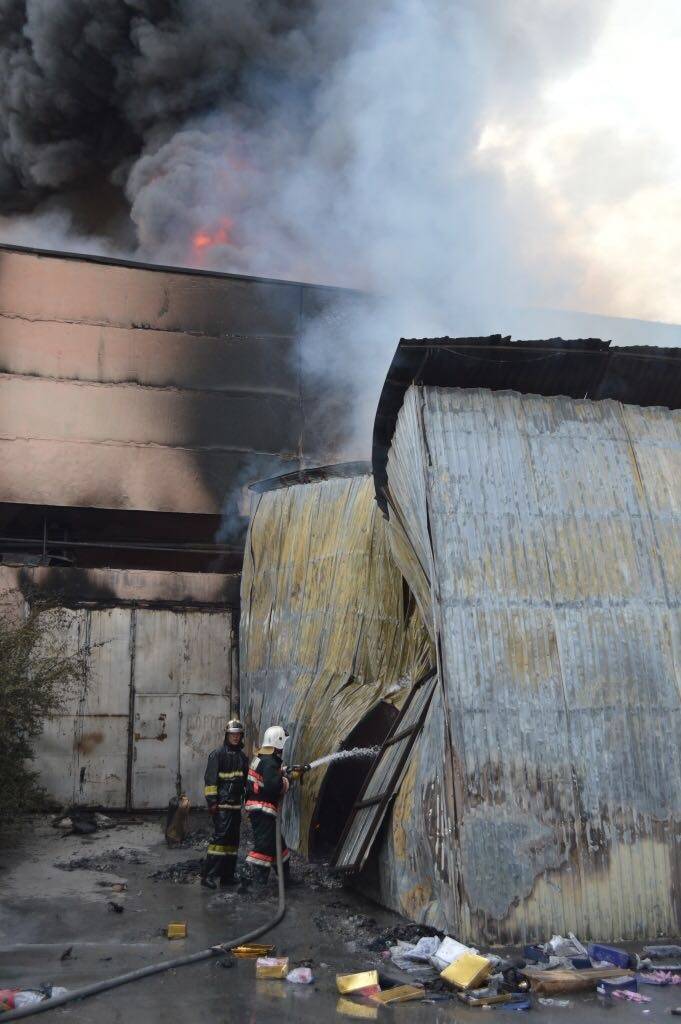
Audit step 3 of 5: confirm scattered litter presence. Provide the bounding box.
[403,936,440,962]
[597,975,638,995]
[588,943,633,970]
[286,967,313,984]
[60,946,73,961]
[501,996,532,1011]
[336,971,380,995]
[638,971,681,986]
[149,858,203,884]
[537,997,571,1007]
[165,795,191,847]
[458,990,512,1007]
[371,984,424,1004]
[431,936,477,971]
[440,952,492,990]
[523,965,635,994]
[231,944,274,958]
[611,990,651,1003]
[215,958,235,970]
[256,957,289,979]
[166,922,187,939]
[107,901,124,914]
[523,945,550,964]
[1,986,69,1011]
[57,848,147,872]
[548,935,588,959]
[643,945,681,960]
[671,1008,681,1016]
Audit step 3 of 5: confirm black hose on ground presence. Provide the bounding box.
[2,813,287,1021]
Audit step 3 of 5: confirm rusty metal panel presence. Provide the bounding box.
[384,384,681,943]
[31,607,131,808]
[132,694,180,809]
[180,694,230,805]
[240,471,435,854]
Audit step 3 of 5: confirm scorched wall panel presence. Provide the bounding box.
[385,385,681,943]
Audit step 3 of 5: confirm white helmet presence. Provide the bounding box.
[262,725,288,751]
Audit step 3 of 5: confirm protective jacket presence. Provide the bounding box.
[201,741,248,885]
[245,747,289,873]
[204,743,248,810]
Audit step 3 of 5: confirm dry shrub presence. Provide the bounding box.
[0,590,87,820]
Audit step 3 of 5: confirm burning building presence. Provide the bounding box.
[0,242,354,809]
[241,336,681,942]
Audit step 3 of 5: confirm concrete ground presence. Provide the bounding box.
[1,815,680,1023]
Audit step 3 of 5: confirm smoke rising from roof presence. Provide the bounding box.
[0,1,633,458]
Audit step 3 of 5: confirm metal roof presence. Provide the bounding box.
[373,335,681,512]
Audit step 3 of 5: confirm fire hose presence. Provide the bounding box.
[2,810,287,1021]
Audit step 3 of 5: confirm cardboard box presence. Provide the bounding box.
[255,957,289,979]
[370,985,424,1004]
[336,970,379,995]
[440,952,492,990]
[166,922,187,939]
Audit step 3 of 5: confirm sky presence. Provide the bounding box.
[479,0,681,324]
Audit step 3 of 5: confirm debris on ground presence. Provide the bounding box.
[231,944,275,958]
[0,986,68,1010]
[255,956,289,979]
[59,946,73,961]
[166,922,187,939]
[107,901,124,914]
[56,847,147,872]
[52,808,115,835]
[149,858,203,883]
[164,795,191,847]
[286,966,314,984]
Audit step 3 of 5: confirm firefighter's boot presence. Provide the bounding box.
[200,860,218,890]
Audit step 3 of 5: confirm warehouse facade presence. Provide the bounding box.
[242,337,681,942]
[0,243,353,808]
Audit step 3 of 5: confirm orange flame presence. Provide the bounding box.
[192,217,235,257]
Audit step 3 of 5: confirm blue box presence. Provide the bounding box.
[588,943,633,970]
[598,976,637,995]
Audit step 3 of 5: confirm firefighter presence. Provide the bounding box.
[244,724,292,887]
[200,718,248,889]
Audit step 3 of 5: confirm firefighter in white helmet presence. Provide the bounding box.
[244,725,291,886]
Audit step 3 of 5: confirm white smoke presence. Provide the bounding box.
[8,0,679,459]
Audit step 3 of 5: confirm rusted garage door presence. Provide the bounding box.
[132,609,232,808]
[35,605,232,809]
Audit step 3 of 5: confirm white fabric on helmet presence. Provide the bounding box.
[262,725,288,750]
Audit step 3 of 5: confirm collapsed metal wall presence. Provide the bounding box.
[385,385,681,942]
[239,472,434,856]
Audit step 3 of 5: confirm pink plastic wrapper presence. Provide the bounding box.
[612,991,651,1004]
[286,967,314,985]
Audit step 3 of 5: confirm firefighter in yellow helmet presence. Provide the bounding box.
[200,718,248,889]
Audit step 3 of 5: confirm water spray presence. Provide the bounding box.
[285,746,379,781]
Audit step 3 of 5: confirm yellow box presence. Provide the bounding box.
[336,970,379,994]
[166,922,187,939]
[336,997,378,1020]
[370,984,424,1004]
[255,956,289,979]
[440,952,491,990]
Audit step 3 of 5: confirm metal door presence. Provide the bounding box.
[131,694,181,809]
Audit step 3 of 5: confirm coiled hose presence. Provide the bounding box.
[2,812,287,1021]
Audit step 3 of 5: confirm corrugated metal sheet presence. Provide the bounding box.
[239,472,435,854]
[374,336,681,513]
[384,384,681,942]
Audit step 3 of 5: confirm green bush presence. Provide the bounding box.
[0,592,87,820]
